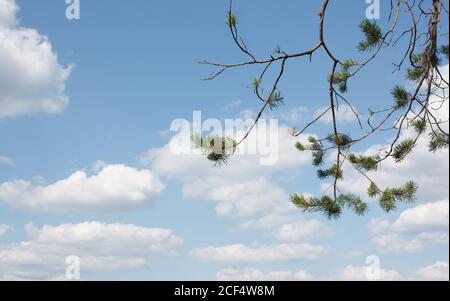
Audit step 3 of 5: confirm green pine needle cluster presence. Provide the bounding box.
[348,154,380,171]
[440,45,449,59]
[410,119,427,134]
[326,133,352,150]
[367,182,380,198]
[337,193,368,216]
[392,139,415,162]
[429,132,449,152]
[317,164,343,180]
[391,86,410,109]
[328,60,358,93]
[405,53,439,81]
[291,193,368,220]
[358,20,383,52]
[406,66,426,81]
[267,90,284,110]
[295,136,324,166]
[370,181,418,213]
[291,194,342,220]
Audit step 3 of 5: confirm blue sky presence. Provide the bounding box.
[0,0,448,280]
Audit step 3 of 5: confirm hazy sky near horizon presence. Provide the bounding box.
[0,0,448,280]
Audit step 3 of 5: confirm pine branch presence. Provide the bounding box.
[291,194,342,220]
[392,139,415,162]
[337,193,368,216]
[348,154,380,172]
[358,20,383,52]
[391,86,410,109]
[429,132,449,152]
[379,181,418,212]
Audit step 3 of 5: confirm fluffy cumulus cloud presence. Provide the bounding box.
[412,261,449,281]
[0,0,73,118]
[392,200,449,233]
[0,224,11,237]
[0,222,183,280]
[191,243,325,263]
[367,200,449,253]
[0,164,164,213]
[216,268,314,281]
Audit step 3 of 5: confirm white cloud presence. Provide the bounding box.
[367,217,392,235]
[271,219,332,242]
[417,232,449,244]
[0,164,164,213]
[367,200,449,253]
[0,0,18,28]
[412,261,449,281]
[280,106,309,125]
[335,265,402,281]
[315,104,358,124]
[0,222,183,280]
[216,268,314,281]
[373,234,425,253]
[0,155,14,166]
[0,0,73,118]
[392,200,449,234]
[239,211,299,230]
[0,224,11,237]
[187,176,287,217]
[191,243,325,263]
[293,270,315,281]
[346,250,364,258]
[216,268,292,281]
